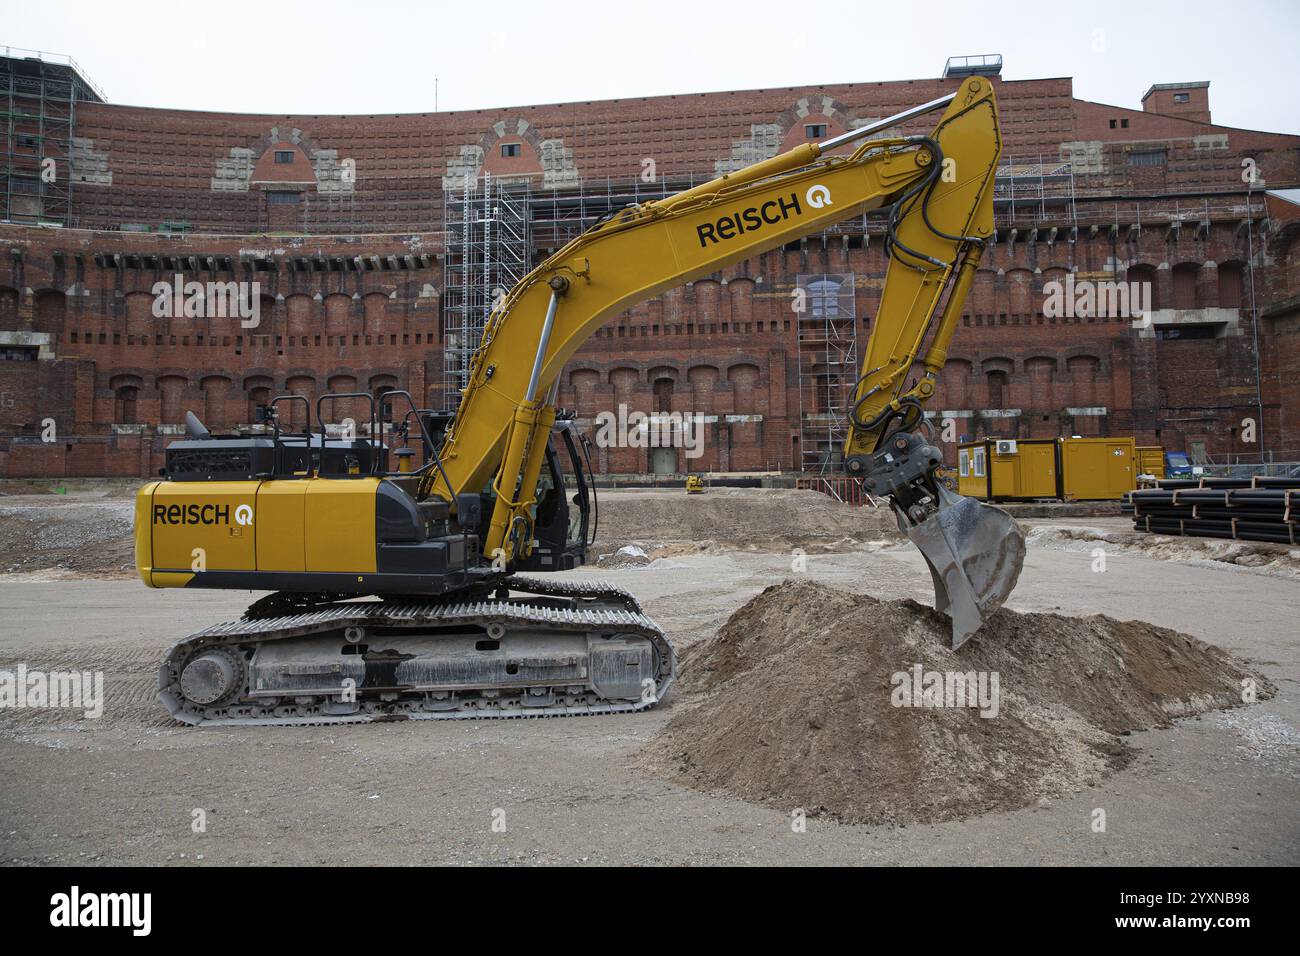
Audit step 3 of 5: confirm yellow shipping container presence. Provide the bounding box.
[1059,436,1137,500]
[957,439,1058,500]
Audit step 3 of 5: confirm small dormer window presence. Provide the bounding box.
[274,150,294,164]
[501,143,521,158]
[805,123,828,139]
[1173,92,1190,103]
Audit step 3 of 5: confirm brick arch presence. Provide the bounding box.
[568,367,600,387]
[1125,263,1160,311]
[200,374,233,429]
[479,117,546,182]
[1005,268,1034,316]
[727,362,761,415]
[775,95,857,153]
[256,291,277,334]
[33,288,66,335]
[1171,261,1201,310]
[211,127,348,194]
[447,117,579,190]
[363,292,395,336]
[156,373,189,425]
[286,293,315,339]
[324,373,360,423]
[1217,260,1246,309]
[567,368,601,416]
[1024,355,1058,382]
[109,373,144,425]
[109,372,145,391]
[688,364,720,388]
[943,358,973,408]
[608,366,640,387]
[250,140,317,186]
[1060,346,1105,370]
[244,374,275,426]
[324,292,352,338]
[125,289,158,338]
[727,276,756,324]
[1066,354,1101,406]
[650,368,676,413]
[283,374,318,429]
[369,372,400,393]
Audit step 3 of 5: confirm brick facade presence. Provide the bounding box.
[2,68,1298,477]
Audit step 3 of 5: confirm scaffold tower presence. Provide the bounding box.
[796,272,859,472]
[0,48,104,225]
[440,172,531,408]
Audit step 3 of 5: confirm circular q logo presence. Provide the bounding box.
[234,504,254,526]
[806,184,832,209]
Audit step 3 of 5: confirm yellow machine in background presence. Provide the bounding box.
[685,475,705,494]
[1136,445,1166,480]
[137,79,1024,726]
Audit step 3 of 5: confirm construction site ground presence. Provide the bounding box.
[0,486,1296,865]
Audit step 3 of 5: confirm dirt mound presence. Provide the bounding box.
[0,498,136,576]
[641,580,1269,826]
[594,488,901,553]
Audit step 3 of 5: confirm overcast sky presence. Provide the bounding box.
[5,0,1298,133]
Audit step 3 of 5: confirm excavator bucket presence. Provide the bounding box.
[905,486,1026,649]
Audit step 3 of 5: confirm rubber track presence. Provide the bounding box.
[159,578,674,727]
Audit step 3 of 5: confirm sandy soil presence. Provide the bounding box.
[0,487,1296,865]
[645,580,1268,826]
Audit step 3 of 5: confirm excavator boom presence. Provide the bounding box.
[427,76,1022,645]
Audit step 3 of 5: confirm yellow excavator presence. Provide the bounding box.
[135,78,1024,725]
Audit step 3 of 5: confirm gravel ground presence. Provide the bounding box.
[0,529,1296,865]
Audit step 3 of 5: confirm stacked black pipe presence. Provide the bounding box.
[1122,476,1299,544]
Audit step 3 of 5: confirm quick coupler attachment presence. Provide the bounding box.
[851,432,1026,649]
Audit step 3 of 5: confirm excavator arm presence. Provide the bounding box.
[425,76,1023,646]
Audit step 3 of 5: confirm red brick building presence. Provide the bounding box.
[2,51,1298,477]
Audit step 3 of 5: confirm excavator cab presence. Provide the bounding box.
[511,419,594,573]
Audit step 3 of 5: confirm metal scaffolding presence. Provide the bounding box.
[527,174,705,250]
[440,172,531,408]
[0,48,104,225]
[993,156,1076,228]
[796,272,859,472]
